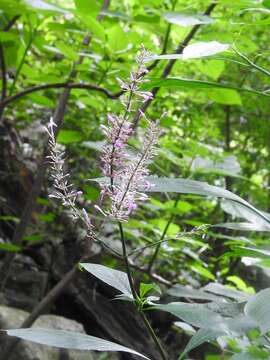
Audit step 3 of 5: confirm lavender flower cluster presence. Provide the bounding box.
[45,118,92,235]
[97,46,160,222]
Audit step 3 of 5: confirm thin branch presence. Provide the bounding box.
[147,198,179,273]
[133,0,218,127]
[3,15,20,32]
[0,44,7,101]
[9,26,36,96]
[0,15,20,119]
[147,0,178,72]
[233,47,270,78]
[0,82,121,109]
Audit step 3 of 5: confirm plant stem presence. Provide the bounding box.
[140,311,167,360]
[118,221,137,299]
[148,196,179,272]
[118,221,167,360]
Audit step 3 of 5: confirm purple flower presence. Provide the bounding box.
[98,46,160,222]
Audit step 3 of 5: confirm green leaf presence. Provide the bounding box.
[0,32,17,42]
[244,287,270,333]
[206,88,242,105]
[142,78,270,99]
[77,13,105,40]
[0,243,21,252]
[139,283,160,298]
[74,0,100,16]
[56,42,78,61]
[197,59,225,80]
[141,178,270,227]
[107,25,128,53]
[263,0,270,9]
[154,302,223,329]
[214,222,270,232]
[204,283,251,301]
[28,93,54,107]
[6,328,149,359]
[183,42,230,60]
[57,130,83,144]
[180,328,225,359]
[24,0,68,14]
[163,12,213,27]
[191,263,215,281]
[80,263,133,298]
[167,284,220,301]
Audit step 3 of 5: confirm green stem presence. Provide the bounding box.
[140,311,167,360]
[118,222,167,360]
[9,29,35,95]
[148,196,179,272]
[118,221,137,299]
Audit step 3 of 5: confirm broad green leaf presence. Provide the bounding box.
[56,42,78,61]
[108,26,128,53]
[230,353,264,360]
[191,263,215,281]
[163,12,213,27]
[182,42,230,60]
[154,302,223,329]
[142,78,270,99]
[139,283,160,298]
[141,178,270,226]
[58,130,83,144]
[244,287,270,333]
[191,155,241,177]
[227,276,254,294]
[263,0,270,9]
[74,0,100,16]
[6,328,149,359]
[214,222,270,232]
[197,59,225,80]
[180,328,225,359]
[0,32,17,42]
[24,0,68,13]
[204,283,251,301]
[232,246,270,258]
[0,243,21,252]
[28,93,54,108]
[167,284,220,301]
[80,263,133,298]
[77,13,105,40]
[206,88,242,105]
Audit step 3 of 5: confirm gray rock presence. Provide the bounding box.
[0,305,117,360]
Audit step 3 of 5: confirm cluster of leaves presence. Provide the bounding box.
[2,0,270,359]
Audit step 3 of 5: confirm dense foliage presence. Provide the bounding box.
[1,0,270,359]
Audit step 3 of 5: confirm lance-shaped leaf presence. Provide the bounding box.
[5,328,149,359]
[179,328,226,359]
[167,284,220,301]
[244,287,270,333]
[141,177,270,226]
[163,12,213,27]
[80,263,133,298]
[153,302,224,329]
[204,283,251,301]
[141,78,270,99]
[214,222,270,232]
[183,41,230,59]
